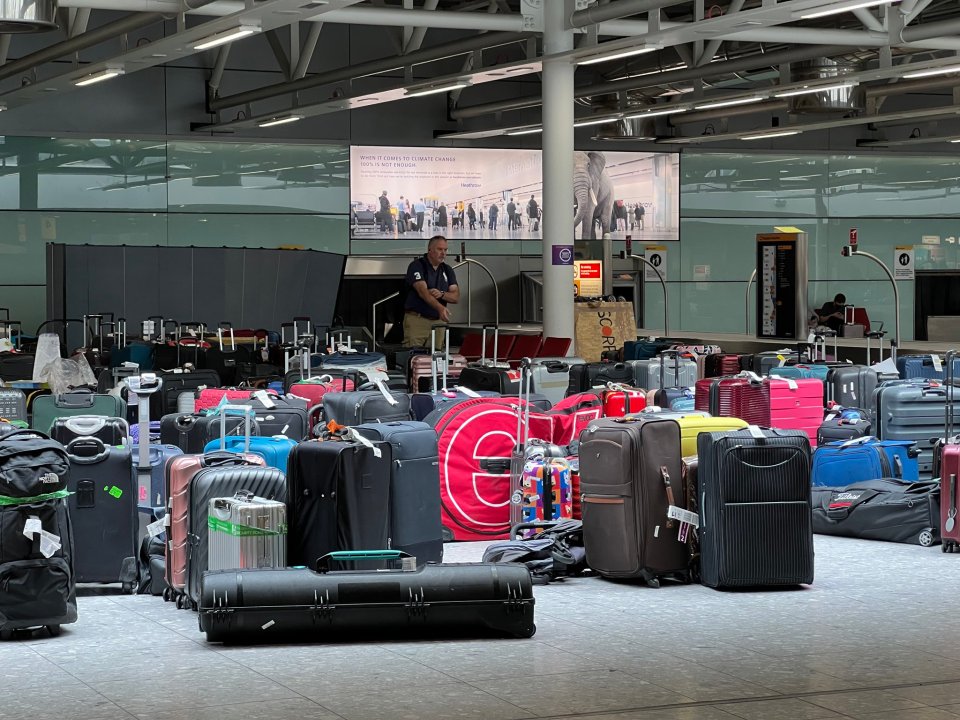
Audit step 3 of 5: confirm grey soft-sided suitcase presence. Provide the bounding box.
[322,389,412,425]
[697,428,814,589]
[578,415,692,587]
[354,421,443,564]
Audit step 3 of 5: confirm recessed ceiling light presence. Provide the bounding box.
[405,82,470,98]
[774,82,858,98]
[741,130,802,140]
[798,0,898,20]
[694,96,766,110]
[193,22,262,51]
[258,115,303,128]
[578,46,656,66]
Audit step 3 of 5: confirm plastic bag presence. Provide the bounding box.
[32,333,62,382]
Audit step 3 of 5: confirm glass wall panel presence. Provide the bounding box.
[166,141,349,214]
[167,214,348,254]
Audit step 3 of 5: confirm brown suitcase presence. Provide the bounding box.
[579,415,692,587]
[681,456,700,577]
[164,451,265,605]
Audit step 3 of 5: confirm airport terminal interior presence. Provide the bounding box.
[4,0,960,718]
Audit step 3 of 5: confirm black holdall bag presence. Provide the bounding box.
[812,479,941,546]
[0,430,71,498]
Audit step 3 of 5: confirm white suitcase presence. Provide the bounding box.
[208,492,287,572]
[531,358,586,405]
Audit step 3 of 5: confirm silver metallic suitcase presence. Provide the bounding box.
[630,357,698,390]
[530,358,585,404]
[208,491,287,571]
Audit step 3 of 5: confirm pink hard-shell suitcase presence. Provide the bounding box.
[767,377,824,446]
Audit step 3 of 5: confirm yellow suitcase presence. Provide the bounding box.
[675,415,748,456]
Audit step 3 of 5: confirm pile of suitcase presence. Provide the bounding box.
[5,313,960,643]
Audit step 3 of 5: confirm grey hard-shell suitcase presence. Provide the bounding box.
[697,428,814,589]
[874,382,955,479]
[630,354,697,391]
[826,365,878,412]
[578,415,692,587]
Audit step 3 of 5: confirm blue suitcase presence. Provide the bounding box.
[203,436,297,474]
[770,364,830,382]
[132,443,183,509]
[812,437,920,487]
[896,354,960,380]
[353,421,444,564]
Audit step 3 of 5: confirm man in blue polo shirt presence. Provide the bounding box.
[403,235,460,348]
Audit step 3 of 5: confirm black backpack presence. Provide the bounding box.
[482,520,588,584]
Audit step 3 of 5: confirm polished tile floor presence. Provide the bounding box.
[4,535,960,720]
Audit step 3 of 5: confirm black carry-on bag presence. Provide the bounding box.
[0,430,78,638]
[697,427,814,589]
[198,550,536,643]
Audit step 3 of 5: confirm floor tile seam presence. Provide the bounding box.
[480,677,960,720]
[453,675,567,718]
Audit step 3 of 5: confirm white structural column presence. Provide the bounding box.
[540,0,576,343]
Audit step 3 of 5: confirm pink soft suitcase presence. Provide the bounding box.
[287,374,355,407]
[767,377,824,446]
[194,388,271,413]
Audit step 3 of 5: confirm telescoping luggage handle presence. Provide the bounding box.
[316,550,417,573]
[514,357,534,454]
[481,323,500,367]
[658,349,684,389]
[216,404,255,453]
[945,349,958,446]
[216,322,236,353]
[430,323,452,394]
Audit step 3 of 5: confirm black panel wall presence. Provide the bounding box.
[48,244,345,347]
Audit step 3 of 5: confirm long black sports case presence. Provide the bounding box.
[198,554,535,643]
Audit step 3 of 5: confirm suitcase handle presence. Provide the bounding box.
[316,550,412,573]
[54,388,97,409]
[201,450,256,467]
[65,437,110,464]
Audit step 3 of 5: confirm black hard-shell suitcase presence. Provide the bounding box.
[50,415,128,447]
[817,415,872,445]
[0,430,77,637]
[185,464,287,606]
[697,428,814,589]
[198,555,536,643]
[566,362,634,395]
[159,412,256,454]
[578,416,692,587]
[152,368,221,418]
[458,366,521,395]
[354,421,443,564]
[811,479,940,546]
[286,438,392,568]
[64,438,138,585]
[200,326,250,387]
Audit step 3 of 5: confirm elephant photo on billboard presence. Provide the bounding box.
[573,151,615,240]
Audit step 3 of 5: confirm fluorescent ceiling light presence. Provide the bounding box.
[573,117,620,128]
[798,0,897,20]
[694,96,765,110]
[904,64,960,79]
[405,82,469,98]
[506,127,543,136]
[193,22,261,51]
[950,139,960,143]
[624,107,688,120]
[741,130,802,140]
[258,115,303,128]
[578,47,657,66]
[774,82,858,98]
[74,67,124,87]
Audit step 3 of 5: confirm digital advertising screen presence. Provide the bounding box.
[349,146,679,242]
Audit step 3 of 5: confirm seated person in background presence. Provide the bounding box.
[815,293,847,332]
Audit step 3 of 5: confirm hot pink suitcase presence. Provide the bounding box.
[194,388,270,413]
[287,375,355,407]
[767,377,824,446]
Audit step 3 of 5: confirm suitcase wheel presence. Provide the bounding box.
[120,582,134,595]
[46,625,61,638]
[918,529,935,547]
[175,595,187,609]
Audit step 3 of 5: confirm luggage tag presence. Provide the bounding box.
[777,353,787,368]
[23,515,61,558]
[147,517,166,538]
[455,386,481,398]
[747,425,766,439]
[347,428,382,459]
[933,355,943,373]
[253,390,276,409]
[667,505,699,543]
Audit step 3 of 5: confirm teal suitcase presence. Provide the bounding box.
[31,389,127,434]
